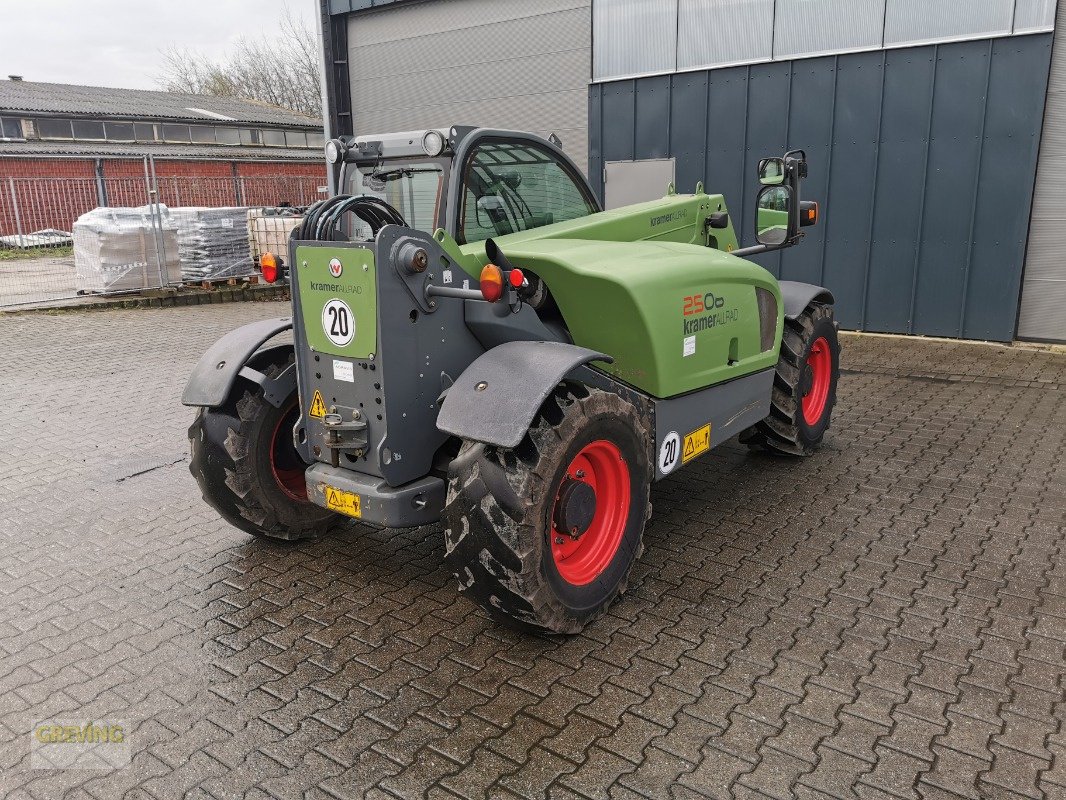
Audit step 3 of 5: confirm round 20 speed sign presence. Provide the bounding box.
[322,298,355,347]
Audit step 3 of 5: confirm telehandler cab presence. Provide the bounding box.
[184,126,838,633]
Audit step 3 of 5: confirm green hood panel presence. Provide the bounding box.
[494,238,782,398]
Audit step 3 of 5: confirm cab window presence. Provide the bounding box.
[458,140,596,244]
[345,159,444,239]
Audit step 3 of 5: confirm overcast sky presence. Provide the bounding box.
[2,0,317,89]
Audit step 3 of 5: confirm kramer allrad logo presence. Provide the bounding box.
[682,291,739,334]
[650,209,687,227]
[310,281,361,294]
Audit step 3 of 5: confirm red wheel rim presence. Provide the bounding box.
[270,403,308,502]
[550,440,631,586]
[802,336,832,426]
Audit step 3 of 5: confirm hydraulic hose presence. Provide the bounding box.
[297,194,407,242]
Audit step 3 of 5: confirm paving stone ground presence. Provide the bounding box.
[1,301,1064,800]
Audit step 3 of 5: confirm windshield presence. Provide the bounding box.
[345,159,445,237]
[458,140,597,244]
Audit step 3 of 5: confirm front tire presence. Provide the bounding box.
[443,386,653,634]
[742,302,840,456]
[188,352,341,540]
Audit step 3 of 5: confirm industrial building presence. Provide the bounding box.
[0,78,326,240]
[0,77,325,171]
[319,0,1063,342]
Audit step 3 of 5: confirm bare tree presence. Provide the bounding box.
[157,9,321,118]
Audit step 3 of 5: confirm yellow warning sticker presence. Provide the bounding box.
[323,486,361,518]
[682,423,711,464]
[308,389,327,419]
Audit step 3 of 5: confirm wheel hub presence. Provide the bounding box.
[801,336,832,426]
[553,478,597,539]
[549,440,631,586]
[270,402,310,502]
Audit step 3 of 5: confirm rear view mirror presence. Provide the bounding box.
[758,158,785,186]
[756,185,792,246]
[476,195,511,232]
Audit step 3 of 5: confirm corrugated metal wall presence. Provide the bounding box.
[346,0,591,173]
[590,35,1053,341]
[1018,3,1066,341]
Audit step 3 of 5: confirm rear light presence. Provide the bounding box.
[508,268,524,288]
[480,263,504,302]
[260,252,278,284]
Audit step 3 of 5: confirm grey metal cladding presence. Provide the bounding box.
[347,0,591,173]
[1016,279,1066,340]
[677,0,774,71]
[594,1,1055,80]
[348,12,589,86]
[594,0,677,79]
[668,72,708,199]
[1014,0,1060,32]
[1018,1,1066,341]
[820,51,885,332]
[773,0,886,60]
[780,58,836,288]
[590,35,1054,342]
[970,36,1052,341]
[344,0,589,44]
[884,0,1014,46]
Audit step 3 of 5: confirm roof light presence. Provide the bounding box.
[480,264,504,302]
[422,130,445,156]
[260,252,278,284]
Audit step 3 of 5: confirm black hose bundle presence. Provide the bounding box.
[296,195,407,241]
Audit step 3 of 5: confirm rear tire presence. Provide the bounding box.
[443,386,653,634]
[188,351,341,540]
[742,302,840,456]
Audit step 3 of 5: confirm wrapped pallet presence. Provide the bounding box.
[168,207,253,282]
[247,208,303,266]
[73,206,180,294]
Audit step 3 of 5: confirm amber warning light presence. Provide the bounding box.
[260,253,278,283]
[480,264,504,302]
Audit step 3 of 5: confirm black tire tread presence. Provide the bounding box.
[443,386,652,635]
[188,352,341,541]
[741,302,839,457]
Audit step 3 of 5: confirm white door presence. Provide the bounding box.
[604,158,676,209]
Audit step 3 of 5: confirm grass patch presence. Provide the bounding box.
[0,245,74,262]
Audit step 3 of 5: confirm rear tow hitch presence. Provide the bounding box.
[322,410,369,467]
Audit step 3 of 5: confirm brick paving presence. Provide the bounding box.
[0,301,1063,799]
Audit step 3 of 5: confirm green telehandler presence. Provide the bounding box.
[183,126,838,633]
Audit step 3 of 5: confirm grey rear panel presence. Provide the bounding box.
[289,229,485,488]
[653,368,774,479]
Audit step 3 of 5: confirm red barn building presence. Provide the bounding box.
[0,76,326,235]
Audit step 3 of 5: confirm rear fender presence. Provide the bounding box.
[182,317,294,408]
[436,341,611,448]
[779,281,834,320]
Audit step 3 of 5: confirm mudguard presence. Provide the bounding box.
[182,317,294,408]
[779,281,834,320]
[436,341,611,448]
